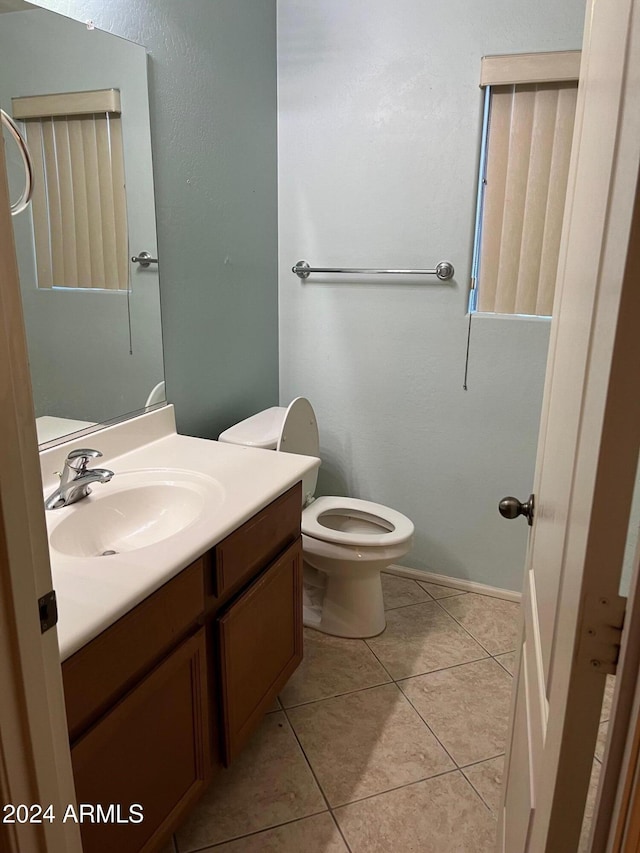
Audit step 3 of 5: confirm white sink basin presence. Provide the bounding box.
[48,468,225,558]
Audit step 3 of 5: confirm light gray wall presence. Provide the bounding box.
[32,0,280,438]
[1,9,164,424]
[278,0,585,591]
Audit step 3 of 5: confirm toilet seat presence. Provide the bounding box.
[218,398,415,638]
[302,495,414,547]
[278,397,320,504]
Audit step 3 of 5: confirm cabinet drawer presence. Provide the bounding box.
[70,629,209,853]
[63,559,205,742]
[217,538,303,764]
[213,482,301,597]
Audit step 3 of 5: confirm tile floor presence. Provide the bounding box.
[161,572,521,853]
[579,674,615,851]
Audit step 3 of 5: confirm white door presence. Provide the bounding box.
[499,0,640,849]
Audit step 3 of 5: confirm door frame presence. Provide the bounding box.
[0,137,81,850]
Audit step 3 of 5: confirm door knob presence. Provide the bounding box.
[498,494,535,526]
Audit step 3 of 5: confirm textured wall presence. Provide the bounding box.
[278,0,586,590]
[31,0,279,438]
[27,0,587,591]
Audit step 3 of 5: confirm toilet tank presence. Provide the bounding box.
[218,406,287,449]
[218,399,320,506]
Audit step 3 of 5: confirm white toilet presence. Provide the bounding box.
[219,398,414,638]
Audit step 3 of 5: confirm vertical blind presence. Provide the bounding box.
[12,89,128,291]
[476,53,580,316]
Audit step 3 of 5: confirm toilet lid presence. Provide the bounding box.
[277,397,320,501]
[302,495,415,547]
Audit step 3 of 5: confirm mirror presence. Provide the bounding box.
[0,3,165,447]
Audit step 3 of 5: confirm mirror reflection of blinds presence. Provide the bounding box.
[475,52,580,316]
[11,89,128,291]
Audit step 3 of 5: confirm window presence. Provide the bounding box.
[12,89,128,291]
[470,51,580,316]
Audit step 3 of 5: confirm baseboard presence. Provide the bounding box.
[384,564,522,603]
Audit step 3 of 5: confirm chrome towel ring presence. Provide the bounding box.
[1,108,34,216]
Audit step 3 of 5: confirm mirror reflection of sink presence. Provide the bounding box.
[48,469,225,558]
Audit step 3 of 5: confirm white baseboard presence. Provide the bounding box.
[384,564,522,604]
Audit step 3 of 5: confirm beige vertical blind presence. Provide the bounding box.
[476,53,579,316]
[12,89,128,291]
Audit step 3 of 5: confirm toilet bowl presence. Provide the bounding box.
[218,398,414,638]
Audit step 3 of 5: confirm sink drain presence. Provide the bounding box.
[100,549,118,556]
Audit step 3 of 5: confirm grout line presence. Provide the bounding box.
[280,677,394,711]
[431,596,513,657]
[376,595,516,668]
[391,653,493,683]
[431,596,493,650]
[396,682,460,770]
[382,575,438,605]
[384,566,520,603]
[458,767,497,816]
[280,707,355,852]
[193,809,332,850]
[493,654,516,676]
[327,810,353,853]
[383,599,433,612]
[330,766,466,811]
[362,640,396,681]
[458,752,506,772]
[414,584,468,601]
[280,708,335,811]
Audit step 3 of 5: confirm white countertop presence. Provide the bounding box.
[41,406,320,661]
[36,415,96,444]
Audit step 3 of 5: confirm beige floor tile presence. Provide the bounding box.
[288,683,454,807]
[201,813,349,852]
[417,581,467,599]
[495,651,517,675]
[365,601,488,679]
[400,658,512,766]
[175,712,325,851]
[579,759,602,852]
[267,696,282,712]
[279,629,390,708]
[439,593,520,655]
[595,720,608,762]
[462,756,504,813]
[600,674,615,723]
[381,573,431,609]
[334,771,496,853]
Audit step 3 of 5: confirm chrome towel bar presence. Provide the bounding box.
[292,260,455,281]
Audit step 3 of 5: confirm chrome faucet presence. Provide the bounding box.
[45,449,114,510]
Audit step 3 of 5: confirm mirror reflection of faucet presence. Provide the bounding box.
[45,449,114,510]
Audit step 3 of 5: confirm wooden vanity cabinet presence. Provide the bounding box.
[217,537,302,764]
[62,560,210,853]
[207,481,303,766]
[69,630,209,853]
[61,482,304,853]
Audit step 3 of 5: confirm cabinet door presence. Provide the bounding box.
[217,538,303,764]
[70,629,210,853]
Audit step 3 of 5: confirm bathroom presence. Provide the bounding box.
[2,0,638,851]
